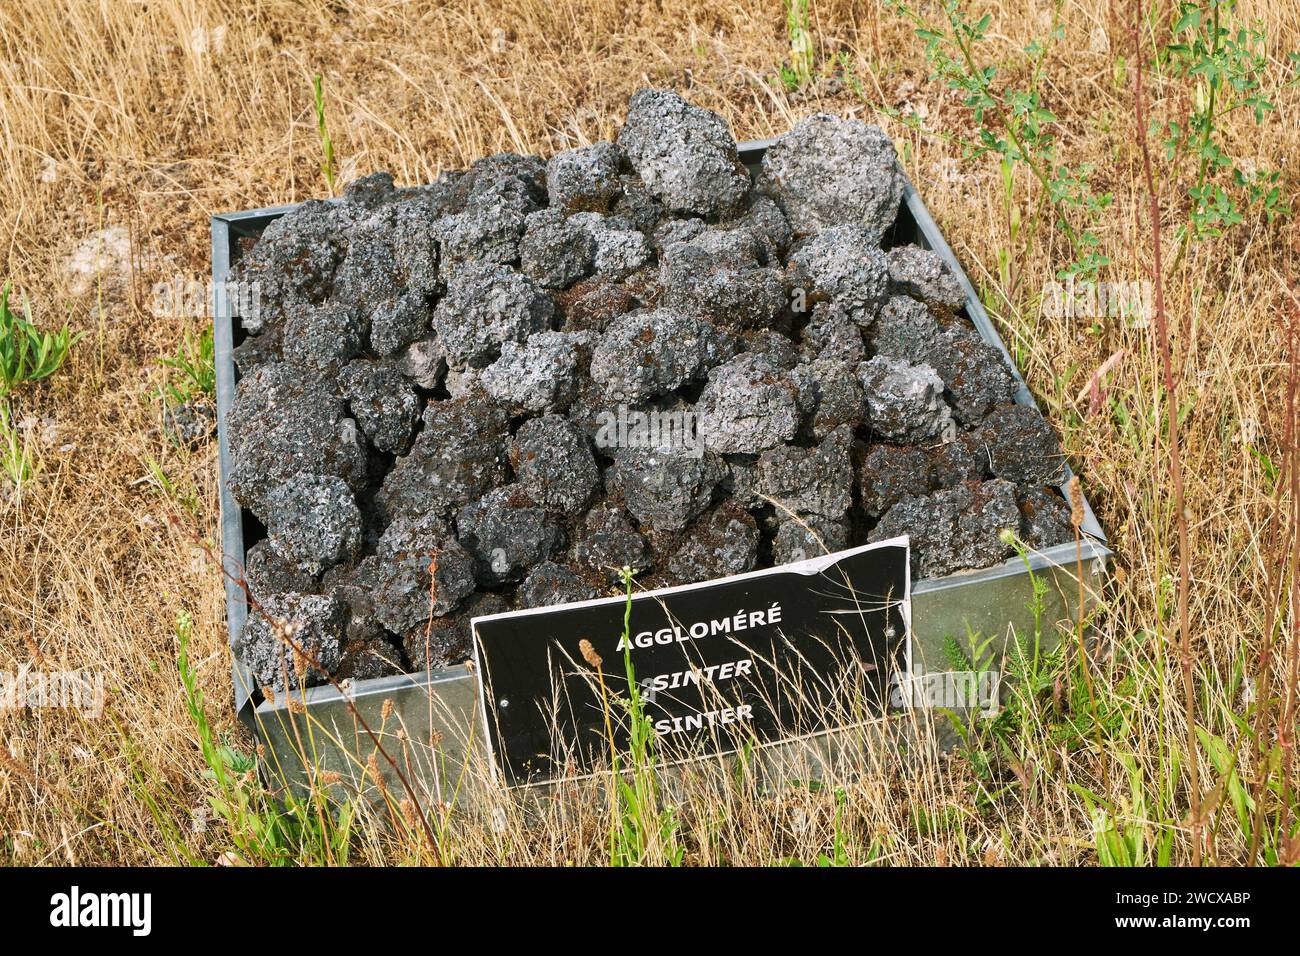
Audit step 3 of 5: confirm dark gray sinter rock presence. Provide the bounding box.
[573,505,652,580]
[666,504,760,584]
[481,331,590,415]
[519,561,604,608]
[546,143,625,213]
[658,228,788,330]
[610,442,726,533]
[617,88,750,218]
[226,363,368,519]
[455,485,565,585]
[870,479,1020,578]
[510,415,600,515]
[237,591,346,692]
[520,208,597,289]
[696,353,802,455]
[371,513,478,637]
[886,243,966,313]
[378,395,510,520]
[233,199,345,334]
[788,225,890,328]
[433,263,554,369]
[753,426,854,520]
[263,473,364,577]
[857,355,954,443]
[759,113,903,242]
[977,403,1067,486]
[590,309,732,405]
[339,359,422,454]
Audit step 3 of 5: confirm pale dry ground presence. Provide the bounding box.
[0,0,1296,865]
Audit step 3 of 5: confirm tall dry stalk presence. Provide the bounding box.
[1131,0,1200,864]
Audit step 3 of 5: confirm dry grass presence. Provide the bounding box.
[0,0,1298,865]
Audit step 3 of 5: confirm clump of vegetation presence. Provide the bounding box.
[0,401,37,489]
[778,0,816,92]
[313,73,337,192]
[156,327,215,409]
[0,281,81,400]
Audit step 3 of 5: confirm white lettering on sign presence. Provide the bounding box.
[654,704,755,736]
[615,603,783,652]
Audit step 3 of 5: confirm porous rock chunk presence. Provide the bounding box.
[1018,486,1074,550]
[858,443,933,518]
[759,113,903,241]
[667,504,760,584]
[404,591,510,670]
[520,561,603,608]
[617,88,750,218]
[237,591,346,691]
[244,539,318,603]
[887,244,966,314]
[233,199,345,334]
[858,355,954,443]
[336,636,406,681]
[320,555,385,645]
[264,473,364,576]
[520,210,596,289]
[281,301,366,371]
[397,336,447,391]
[510,415,600,515]
[341,171,397,212]
[930,328,1018,423]
[610,442,725,533]
[771,515,849,565]
[456,485,564,585]
[573,505,652,579]
[353,192,443,294]
[696,353,802,454]
[869,295,944,360]
[369,291,434,358]
[788,225,889,328]
[590,308,731,404]
[658,228,787,330]
[611,174,665,234]
[481,331,590,415]
[741,329,801,371]
[556,277,641,334]
[928,429,989,486]
[433,200,526,266]
[546,142,625,212]
[231,326,282,373]
[724,194,793,266]
[977,404,1066,486]
[431,153,545,266]
[433,262,554,369]
[800,302,866,364]
[227,363,368,518]
[857,432,986,519]
[371,513,478,635]
[753,426,854,519]
[339,359,422,455]
[567,212,652,280]
[332,225,405,316]
[792,359,866,440]
[870,479,1020,578]
[378,395,510,519]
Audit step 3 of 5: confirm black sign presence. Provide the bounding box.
[472,538,910,787]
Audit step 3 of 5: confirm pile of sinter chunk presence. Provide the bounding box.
[227,89,1073,690]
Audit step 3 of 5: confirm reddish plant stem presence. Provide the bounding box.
[1131,0,1201,864]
